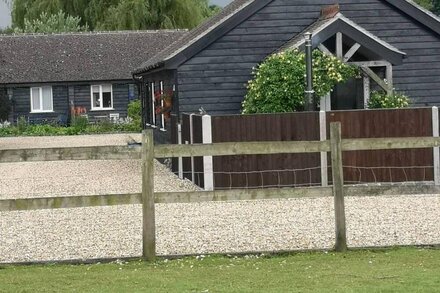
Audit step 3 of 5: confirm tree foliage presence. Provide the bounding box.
[242,49,358,114]
[433,0,440,14]
[14,11,89,33]
[10,0,217,32]
[414,0,440,14]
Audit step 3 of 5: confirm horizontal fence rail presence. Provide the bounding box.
[154,141,331,158]
[342,137,440,151]
[0,193,142,212]
[2,184,440,212]
[0,145,142,163]
[3,137,440,163]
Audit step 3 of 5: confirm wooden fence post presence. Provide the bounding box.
[202,114,214,191]
[432,106,440,185]
[330,122,347,252]
[320,111,328,187]
[142,129,156,260]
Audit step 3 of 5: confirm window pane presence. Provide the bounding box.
[92,85,100,93]
[42,87,52,111]
[102,92,112,108]
[31,88,40,111]
[102,84,111,93]
[93,92,100,108]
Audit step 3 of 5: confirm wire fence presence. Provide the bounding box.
[174,165,435,190]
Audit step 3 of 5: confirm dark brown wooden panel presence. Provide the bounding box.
[181,114,192,182]
[211,112,321,189]
[327,108,433,183]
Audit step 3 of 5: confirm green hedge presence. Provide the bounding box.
[0,100,143,137]
[242,49,358,114]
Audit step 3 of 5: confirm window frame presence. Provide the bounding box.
[30,86,54,113]
[90,84,114,111]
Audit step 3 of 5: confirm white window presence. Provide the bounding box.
[30,86,53,113]
[91,84,113,110]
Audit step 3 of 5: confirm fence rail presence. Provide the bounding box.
[3,136,440,164]
[2,183,439,212]
[0,145,142,163]
[1,122,440,261]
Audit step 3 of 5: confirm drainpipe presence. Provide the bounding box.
[304,32,314,111]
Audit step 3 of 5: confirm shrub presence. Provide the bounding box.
[242,49,358,114]
[367,91,410,109]
[71,115,88,133]
[127,99,142,131]
[95,118,114,133]
[0,113,142,137]
[0,120,11,128]
[17,116,28,133]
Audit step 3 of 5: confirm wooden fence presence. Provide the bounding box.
[1,122,440,261]
[174,108,437,189]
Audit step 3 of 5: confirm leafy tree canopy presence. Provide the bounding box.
[14,11,88,33]
[9,0,218,32]
[414,0,440,14]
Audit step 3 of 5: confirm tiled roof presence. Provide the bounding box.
[0,30,187,84]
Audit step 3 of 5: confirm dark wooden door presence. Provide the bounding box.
[331,78,364,110]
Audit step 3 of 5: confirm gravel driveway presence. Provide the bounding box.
[1,134,439,263]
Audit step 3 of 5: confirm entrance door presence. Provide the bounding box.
[331,77,364,110]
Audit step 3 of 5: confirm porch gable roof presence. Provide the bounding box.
[277,12,406,65]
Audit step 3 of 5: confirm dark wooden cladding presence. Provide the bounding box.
[211,112,321,189]
[181,114,192,182]
[170,114,179,174]
[327,108,434,183]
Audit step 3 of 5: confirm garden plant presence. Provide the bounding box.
[242,49,358,114]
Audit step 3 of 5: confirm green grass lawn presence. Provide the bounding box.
[1,247,439,292]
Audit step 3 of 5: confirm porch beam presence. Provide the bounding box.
[349,60,389,67]
[343,43,361,62]
[318,44,333,56]
[361,67,392,95]
[336,32,343,59]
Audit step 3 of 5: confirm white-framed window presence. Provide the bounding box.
[30,86,53,113]
[91,84,113,110]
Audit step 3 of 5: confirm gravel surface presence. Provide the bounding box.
[1,134,440,263]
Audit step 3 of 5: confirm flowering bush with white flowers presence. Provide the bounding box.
[0,120,11,128]
[367,91,409,109]
[242,49,358,114]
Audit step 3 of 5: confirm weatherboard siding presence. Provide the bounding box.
[176,0,440,114]
[12,86,69,123]
[10,82,138,123]
[73,83,134,120]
